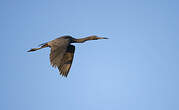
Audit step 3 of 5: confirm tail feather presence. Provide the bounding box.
[38,42,48,46]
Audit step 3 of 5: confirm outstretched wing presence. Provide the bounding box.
[49,37,70,68]
[58,45,75,77]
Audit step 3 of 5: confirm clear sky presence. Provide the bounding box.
[0,0,179,110]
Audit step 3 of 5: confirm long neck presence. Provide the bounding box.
[74,37,94,43]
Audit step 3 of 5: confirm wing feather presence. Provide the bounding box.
[49,37,70,68]
[58,45,75,77]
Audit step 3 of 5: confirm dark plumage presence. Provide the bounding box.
[27,35,108,77]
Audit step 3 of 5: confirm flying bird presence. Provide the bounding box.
[27,35,108,77]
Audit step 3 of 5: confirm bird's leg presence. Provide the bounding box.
[27,43,49,52]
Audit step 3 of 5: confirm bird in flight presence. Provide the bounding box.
[27,35,108,77]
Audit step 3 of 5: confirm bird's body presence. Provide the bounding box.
[28,35,108,77]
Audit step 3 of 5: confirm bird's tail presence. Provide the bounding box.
[27,43,49,52]
[38,42,48,47]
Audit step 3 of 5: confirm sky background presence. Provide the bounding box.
[0,0,179,110]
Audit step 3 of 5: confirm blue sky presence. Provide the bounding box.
[0,0,179,110]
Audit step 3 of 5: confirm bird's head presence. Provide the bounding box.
[72,35,108,43]
[87,35,109,40]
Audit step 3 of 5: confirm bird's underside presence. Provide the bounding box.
[27,35,108,77]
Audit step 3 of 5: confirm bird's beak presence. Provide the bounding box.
[97,37,109,39]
